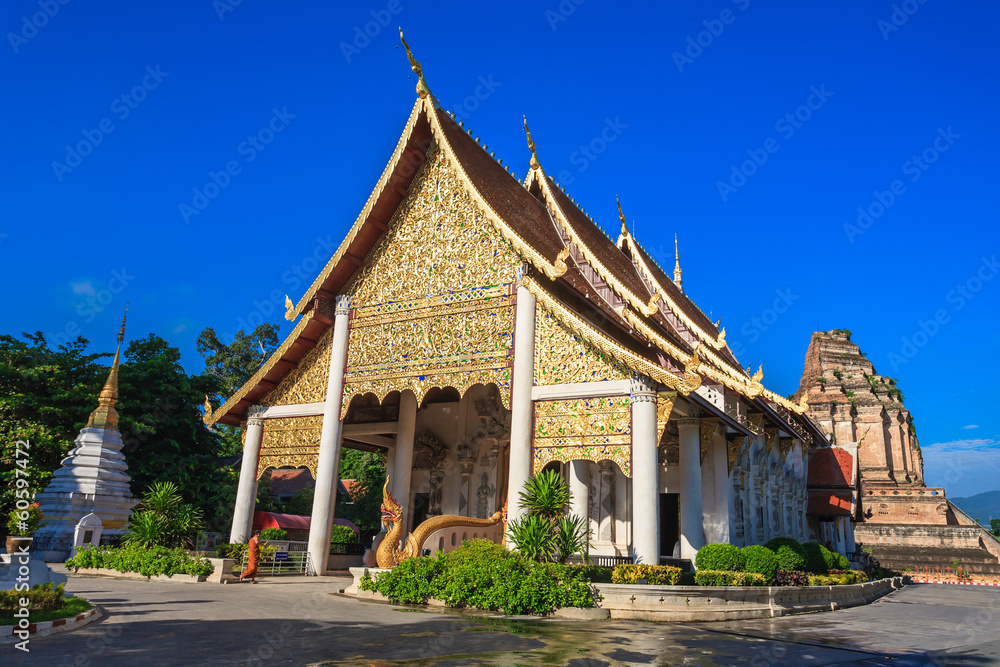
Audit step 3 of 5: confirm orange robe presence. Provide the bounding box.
[241,535,260,580]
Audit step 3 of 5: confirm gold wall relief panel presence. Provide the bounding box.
[656,393,676,447]
[533,304,631,386]
[256,415,323,480]
[259,325,334,407]
[339,145,519,416]
[533,396,632,477]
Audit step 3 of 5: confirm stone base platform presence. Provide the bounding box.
[344,567,905,621]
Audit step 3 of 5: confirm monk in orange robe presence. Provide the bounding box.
[241,534,261,583]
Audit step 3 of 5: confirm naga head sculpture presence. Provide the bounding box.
[380,475,402,529]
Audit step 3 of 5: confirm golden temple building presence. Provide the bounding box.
[206,32,830,574]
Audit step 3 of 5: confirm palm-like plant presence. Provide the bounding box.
[124,481,203,548]
[509,468,589,563]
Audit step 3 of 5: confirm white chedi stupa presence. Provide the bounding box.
[34,310,139,563]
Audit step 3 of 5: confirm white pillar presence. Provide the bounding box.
[678,417,704,561]
[230,415,264,543]
[506,275,536,532]
[630,380,659,565]
[713,433,730,543]
[306,296,351,575]
[845,519,856,553]
[568,460,589,526]
[393,390,417,536]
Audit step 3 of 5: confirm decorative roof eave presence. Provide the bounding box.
[522,275,702,395]
[423,100,569,281]
[206,309,322,427]
[288,99,426,320]
[535,172,657,316]
[760,386,810,415]
[620,232,728,352]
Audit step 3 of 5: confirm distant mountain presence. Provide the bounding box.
[951,491,1000,525]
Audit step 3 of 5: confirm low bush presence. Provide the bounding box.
[611,563,683,586]
[695,543,745,572]
[567,564,614,583]
[694,570,767,587]
[824,549,851,572]
[226,543,279,564]
[741,545,779,583]
[774,545,806,572]
[330,525,357,544]
[66,544,214,577]
[360,539,596,614]
[0,583,66,615]
[258,528,288,541]
[773,570,810,587]
[802,541,828,573]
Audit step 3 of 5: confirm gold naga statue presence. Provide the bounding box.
[376,475,505,568]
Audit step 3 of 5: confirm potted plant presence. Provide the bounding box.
[6,504,42,554]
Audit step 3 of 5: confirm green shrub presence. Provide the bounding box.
[360,539,595,614]
[0,583,65,616]
[567,564,613,583]
[741,545,778,582]
[695,543,745,572]
[226,543,279,564]
[774,545,806,572]
[258,528,288,541]
[66,544,214,577]
[802,541,829,573]
[824,549,851,572]
[808,571,864,586]
[123,481,203,549]
[611,563,683,585]
[694,570,767,587]
[774,570,810,586]
[7,505,42,536]
[330,525,357,543]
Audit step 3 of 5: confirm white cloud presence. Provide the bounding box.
[71,281,95,296]
[173,324,187,334]
[922,438,1000,497]
[964,424,979,430]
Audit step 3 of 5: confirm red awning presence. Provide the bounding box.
[252,511,359,534]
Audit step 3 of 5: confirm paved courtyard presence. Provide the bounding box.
[10,572,1000,666]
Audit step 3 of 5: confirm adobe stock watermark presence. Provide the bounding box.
[878,0,929,41]
[7,0,71,54]
[222,235,338,342]
[554,117,628,186]
[887,254,997,372]
[339,0,406,63]
[449,75,501,120]
[49,268,135,347]
[726,288,800,359]
[716,85,833,202]
[673,0,751,73]
[179,107,295,224]
[545,0,586,31]
[843,126,959,244]
[51,66,169,182]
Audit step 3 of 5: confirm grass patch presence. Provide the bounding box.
[0,596,92,625]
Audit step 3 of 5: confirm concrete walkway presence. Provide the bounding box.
[8,573,1000,665]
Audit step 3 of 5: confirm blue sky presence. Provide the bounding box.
[2,1,998,495]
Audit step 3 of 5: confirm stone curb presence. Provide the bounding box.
[69,567,208,583]
[0,606,102,643]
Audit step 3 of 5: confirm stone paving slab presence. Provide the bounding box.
[6,574,999,665]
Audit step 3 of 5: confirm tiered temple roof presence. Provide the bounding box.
[207,36,815,435]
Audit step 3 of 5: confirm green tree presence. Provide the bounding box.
[990,519,1000,538]
[335,451,385,537]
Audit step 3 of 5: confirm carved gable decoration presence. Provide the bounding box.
[533,396,632,476]
[260,325,334,407]
[341,145,519,416]
[256,415,323,480]
[534,305,631,386]
[412,431,448,470]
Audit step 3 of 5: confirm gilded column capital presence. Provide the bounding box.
[629,374,656,397]
[700,417,721,463]
[247,416,265,428]
[335,295,352,316]
[247,405,266,420]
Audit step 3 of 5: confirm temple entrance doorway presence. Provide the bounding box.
[659,493,680,559]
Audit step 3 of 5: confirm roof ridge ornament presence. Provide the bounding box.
[673,234,683,292]
[523,116,540,170]
[616,196,629,238]
[399,27,431,99]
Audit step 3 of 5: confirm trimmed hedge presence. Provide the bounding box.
[809,571,865,586]
[695,543,745,572]
[361,539,596,614]
[741,545,779,582]
[824,549,851,572]
[0,583,65,616]
[694,570,767,587]
[568,564,614,583]
[611,563,683,586]
[774,545,806,572]
[802,541,829,573]
[66,544,214,577]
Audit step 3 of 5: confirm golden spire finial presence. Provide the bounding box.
[523,116,540,170]
[399,28,431,99]
[673,234,683,292]
[86,304,128,430]
[616,196,629,237]
[203,395,213,426]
